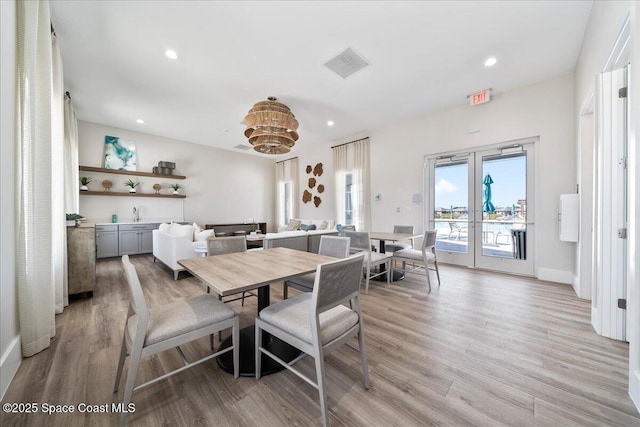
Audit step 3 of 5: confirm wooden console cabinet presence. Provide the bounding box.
[67,225,96,297]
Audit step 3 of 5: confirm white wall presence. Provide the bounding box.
[367,74,576,282]
[0,0,21,399]
[78,121,276,229]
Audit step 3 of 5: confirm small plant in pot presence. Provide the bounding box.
[124,179,140,193]
[79,176,93,191]
[170,183,182,195]
[66,213,84,227]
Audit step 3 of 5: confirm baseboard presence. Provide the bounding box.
[572,274,580,295]
[537,267,573,284]
[630,369,640,414]
[0,334,21,400]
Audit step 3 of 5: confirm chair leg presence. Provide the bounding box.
[314,352,330,427]
[241,292,246,306]
[283,283,289,300]
[358,324,370,389]
[113,331,128,393]
[425,262,432,292]
[232,317,239,379]
[255,322,263,380]
[386,260,391,285]
[434,260,441,285]
[173,270,179,280]
[364,265,370,295]
[120,347,142,426]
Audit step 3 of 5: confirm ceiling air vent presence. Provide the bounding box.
[234,144,252,151]
[325,47,369,78]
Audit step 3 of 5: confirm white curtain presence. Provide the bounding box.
[333,144,348,226]
[52,32,66,312]
[332,138,371,231]
[289,157,299,220]
[276,161,286,226]
[16,0,57,356]
[63,93,79,214]
[352,138,371,231]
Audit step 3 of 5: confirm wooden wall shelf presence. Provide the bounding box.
[80,191,186,199]
[79,166,186,180]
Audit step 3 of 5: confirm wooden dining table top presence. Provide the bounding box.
[178,247,337,297]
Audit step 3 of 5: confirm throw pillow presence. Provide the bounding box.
[299,223,317,231]
[318,220,328,230]
[171,223,194,241]
[158,223,171,233]
[195,229,214,242]
[193,222,202,235]
[286,219,301,231]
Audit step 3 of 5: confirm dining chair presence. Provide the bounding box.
[283,235,351,299]
[114,255,239,426]
[255,253,369,427]
[384,225,415,253]
[390,230,441,291]
[448,221,468,240]
[344,230,392,294]
[206,235,252,306]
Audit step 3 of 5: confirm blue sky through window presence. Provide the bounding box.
[435,155,526,209]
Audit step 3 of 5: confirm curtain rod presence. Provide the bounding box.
[276,156,298,164]
[331,137,369,149]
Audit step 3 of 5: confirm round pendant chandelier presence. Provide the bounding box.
[244,97,299,154]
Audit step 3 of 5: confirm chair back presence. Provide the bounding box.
[121,255,150,346]
[318,235,351,258]
[207,235,247,256]
[393,225,414,234]
[339,224,356,236]
[312,253,366,313]
[423,230,437,251]
[343,230,370,254]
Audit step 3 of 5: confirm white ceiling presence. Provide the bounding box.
[50,1,593,158]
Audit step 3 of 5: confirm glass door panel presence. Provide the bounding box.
[474,146,534,275]
[428,157,474,266]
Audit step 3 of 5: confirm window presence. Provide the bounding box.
[344,173,353,225]
[283,181,291,225]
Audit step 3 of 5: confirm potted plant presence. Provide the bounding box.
[124,179,140,193]
[170,183,183,195]
[79,176,93,191]
[66,213,84,227]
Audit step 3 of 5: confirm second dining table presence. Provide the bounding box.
[178,247,337,376]
[369,231,421,281]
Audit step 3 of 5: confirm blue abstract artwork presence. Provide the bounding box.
[104,135,137,171]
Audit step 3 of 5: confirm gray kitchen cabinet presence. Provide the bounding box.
[118,223,158,255]
[96,225,119,258]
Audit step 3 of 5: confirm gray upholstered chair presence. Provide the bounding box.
[255,253,369,427]
[283,235,351,299]
[339,224,356,236]
[390,230,441,291]
[344,230,392,294]
[206,235,252,306]
[384,225,415,253]
[114,255,238,426]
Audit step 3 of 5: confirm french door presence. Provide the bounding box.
[426,139,535,276]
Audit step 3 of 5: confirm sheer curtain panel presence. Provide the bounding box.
[276,161,286,227]
[289,157,299,220]
[16,0,56,357]
[333,144,348,226]
[332,138,371,231]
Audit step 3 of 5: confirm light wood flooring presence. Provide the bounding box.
[2,255,639,426]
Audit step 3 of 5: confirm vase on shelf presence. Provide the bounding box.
[80,185,88,191]
[129,188,136,193]
[173,190,179,195]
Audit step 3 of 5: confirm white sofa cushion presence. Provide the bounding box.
[158,222,171,233]
[170,223,194,241]
[195,228,214,242]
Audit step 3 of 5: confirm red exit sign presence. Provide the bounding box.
[470,90,491,106]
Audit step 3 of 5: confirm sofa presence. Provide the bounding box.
[272,218,339,253]
[152,222,214,280]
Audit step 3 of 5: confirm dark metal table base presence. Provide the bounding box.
[217,325,301,377]
[371,270,405,281]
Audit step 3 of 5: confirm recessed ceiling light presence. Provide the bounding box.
[136,119,144,124]
[165,49,178,60]
[484,57,497,67]
[327,120,335,127]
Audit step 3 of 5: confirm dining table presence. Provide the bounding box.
[369,231,421,281]
[178,247,337,376]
